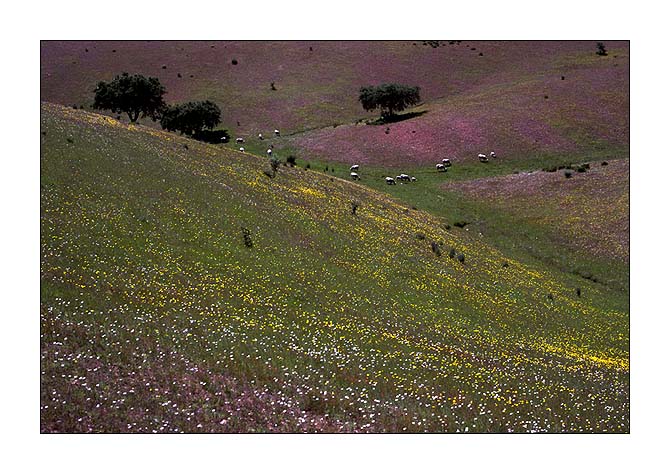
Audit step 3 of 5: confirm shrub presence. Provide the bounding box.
[456,253,465,263]
[601,161,609,166]
[161,101,222,138]
[453,221,469,228]
[305,163,311,169]
[415,232,426,240]
[286,155,297,166]
[448,248,456,259]
[564,170,573,178]
[430,241,441,256]
[351,201,360,215]
[241,227,253,248]
[596,42,608,56]
[502,261,509,268]
[576,288,582,298]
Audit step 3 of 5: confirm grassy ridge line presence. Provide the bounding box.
[41,103,628,432]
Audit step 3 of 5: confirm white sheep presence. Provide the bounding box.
[490,151,497,158]
[385,177,396,185]
[267,148,273,156]
[442,158,452,166]
[274,129,280,136]
[411,176,417,182]
[399,174,410,181]
[236,137,244,143]
[350,172,360,180]
[436,163,445,171]
[478,153,488,163]
[258,133,264,140]
[350,164,359,171]
[239,147,245,152]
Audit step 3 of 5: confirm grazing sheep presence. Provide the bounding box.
[274,129,280,136]
[236,137,244,143]
[385,177,396,185]
[239,147,245,152]
[436,163,445,171]
[350,164,359,172]
[478,153,489,163]
[266,148,273,156]
[411,176,417,182]
[490,151,497,159]
[350,172,360,180]
[258,133,264,140]
[442,158,452,166]
[398,174,411,182]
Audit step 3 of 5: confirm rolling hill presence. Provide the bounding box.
[41,40,629,167]
[40,103,629,433]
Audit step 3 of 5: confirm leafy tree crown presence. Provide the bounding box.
[93,72,166,122]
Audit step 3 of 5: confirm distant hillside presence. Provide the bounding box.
[41,40,628,166]
[41,103,629,433]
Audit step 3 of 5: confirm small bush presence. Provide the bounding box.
[453,221,469,228]
[456,253,465,264]
[162,65,167,69]
[596,42,607,56]
[351,201,360,215]
[305,163,311,169]
[430,241,441,256]
[231,59,238,65]
[448,248,456,259]
[241,227,253,248]
[415,232,426,240]
[564,170,573,178]
[547,293,554,301]
[576,287,582,298]
[286,155,297,166]
[502,261,509,268]
[601,161,608,166]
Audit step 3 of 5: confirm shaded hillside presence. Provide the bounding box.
[443,160,629,261]
[41,104,628,433]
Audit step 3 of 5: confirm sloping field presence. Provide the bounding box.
[41,103,628,433]
[443,160,629,261]
[287,45,629,166]
[41,40,628,163]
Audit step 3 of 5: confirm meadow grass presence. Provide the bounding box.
[41,104,628,433]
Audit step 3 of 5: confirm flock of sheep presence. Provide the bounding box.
[235,129,281,153]
[350,151,498,185]
[232,130,497,184]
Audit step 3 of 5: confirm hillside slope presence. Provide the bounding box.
[41,40,629,166]
[41,103,628,433]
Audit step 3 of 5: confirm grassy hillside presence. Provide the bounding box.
[41,41,628,156]
[41,103,628,433]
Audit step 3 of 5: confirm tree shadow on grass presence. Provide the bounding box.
[367,110,428,125]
